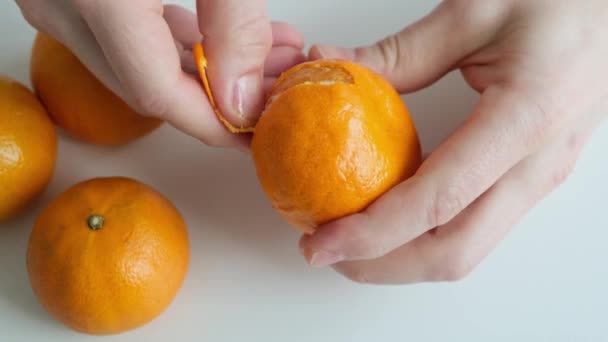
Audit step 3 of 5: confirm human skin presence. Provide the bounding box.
[300,0,608,284]
[15,0,305,150]
[16,0,608,285]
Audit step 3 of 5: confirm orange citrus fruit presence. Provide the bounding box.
[30,32,162,146]
[192,43,421,233]
[27,177,189,335]
[251,60,421,233]
[0,75,57,222]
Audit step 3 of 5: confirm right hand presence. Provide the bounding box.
[16,0,305,149]
[301,0,608,284]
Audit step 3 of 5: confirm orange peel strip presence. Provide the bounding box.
[193,43,255,133]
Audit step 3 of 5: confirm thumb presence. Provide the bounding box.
[309,1,501,93]
[197,0,271,128]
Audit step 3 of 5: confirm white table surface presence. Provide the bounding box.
[1,1,607,341]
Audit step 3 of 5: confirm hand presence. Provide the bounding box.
[15,0,305,148]
[300,0,608,284]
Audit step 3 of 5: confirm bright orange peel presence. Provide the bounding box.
[193,43,255,133]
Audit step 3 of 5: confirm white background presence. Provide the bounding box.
[1,1,607,341]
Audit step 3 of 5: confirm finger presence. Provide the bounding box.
[164,8,303,78]
[163,5,203,74]
[264,46,306,77]
[163,6,301,98]
[164,7,303,50]
[180,50,198,75]
[197,0,272,128]
[164,4,202,47]
[270,21,304,48]
[181,46,301,90]
[301,84,569,265]
[73,1,240,147]
[308,0,509,93]
[332,113,600,284]
[263,77,277,94]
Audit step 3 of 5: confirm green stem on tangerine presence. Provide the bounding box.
[87,214,104,231]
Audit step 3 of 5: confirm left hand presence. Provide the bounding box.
[15,0,304,148]
[299,0,608,284]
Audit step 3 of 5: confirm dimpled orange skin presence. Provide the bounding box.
[26,177,189,335]
[30,33,162,146]
[0,76,57,222]
[251,60,422,233]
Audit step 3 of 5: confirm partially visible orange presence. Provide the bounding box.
[27,177,189,335]
[250,60,421,233]
[30,33,162,146]
[0,75,57,222]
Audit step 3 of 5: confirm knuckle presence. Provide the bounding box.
[351,233,387,260]
[375,34,403,76]
[236,35,272,61]
[332,213,390,260]
[226,14,272,60]
[232,12,270,37]
[550,158,576,188]
[526,101,554,147]
[368,30,419,80]
[131,88,170,119]
[429,184,466,227]
[506,85,562,151]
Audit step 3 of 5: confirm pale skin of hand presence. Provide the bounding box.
[15,0,305,150]
[300,0,608,284]
[16,0,608,285]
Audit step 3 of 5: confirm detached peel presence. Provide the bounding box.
[193,43,255,134]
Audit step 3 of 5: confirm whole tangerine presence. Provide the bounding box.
[27,177,189,335]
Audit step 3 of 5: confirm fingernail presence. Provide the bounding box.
[314,44,355,60]
[234,72,264,126]
[309,250,344,267]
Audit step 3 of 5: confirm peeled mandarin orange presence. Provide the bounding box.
[27,177,189,335]
[30,32,162,146]
[0,75,57,222]
[250,60,421,233]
